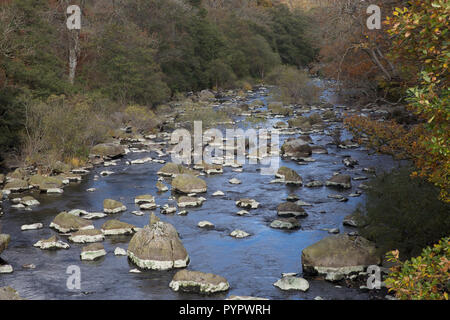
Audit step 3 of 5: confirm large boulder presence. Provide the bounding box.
[301,234,380,281]
[275,167,303,185]
[127,215,189,270]
[325,174,352,189]
[90,143,125,159]
[281,138,312,158]
[0,234,11,255]
[169,270,229,294]
[50,212,93,233]
[171,174,207,194]
[277,202,307,218]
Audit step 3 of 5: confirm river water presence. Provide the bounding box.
[0,82,400,300]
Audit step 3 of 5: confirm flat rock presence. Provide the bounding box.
[50,212,93,233]
[80,243,106,261]
[169,270,229,294]
[274,276,309,291]
[277,202,308,218]
[101,220,135,235]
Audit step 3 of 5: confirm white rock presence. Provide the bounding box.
[212,190,225,196]
[0,265,14,274]
[129,268,141,273]
[229,178,242,184]
[230,229,250,238]
[21,223,43,231]
[47,188,63,194]
[198,221,214,228]
[273,276,309,291]
[114,247,127,256]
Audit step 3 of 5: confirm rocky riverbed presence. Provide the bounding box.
[0,82,399,300]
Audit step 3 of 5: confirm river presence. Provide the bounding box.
[0,82,400,300]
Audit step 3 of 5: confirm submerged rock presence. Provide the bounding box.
[301,234,380,281]
[169,270,229,294]
[127,216,189,270]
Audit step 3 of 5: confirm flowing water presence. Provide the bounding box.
[0,82,400,300]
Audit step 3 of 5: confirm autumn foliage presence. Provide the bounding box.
[345,1,449,202]
[385,237,450,300]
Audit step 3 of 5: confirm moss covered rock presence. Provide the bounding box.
[103,199,127,213]
[50,212,93,233]
[127,220,189,270]
[3,179,29,192]
[301,234,380,281]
